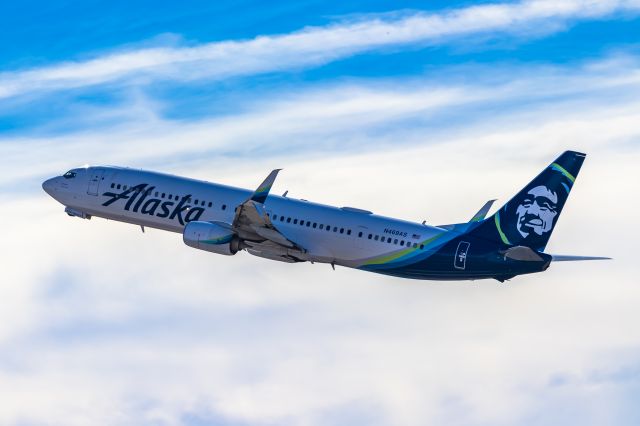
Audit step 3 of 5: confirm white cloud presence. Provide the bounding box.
[1,0,640,100]
[2,53,640,195]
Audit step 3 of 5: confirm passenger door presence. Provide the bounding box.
[87,169,104,196]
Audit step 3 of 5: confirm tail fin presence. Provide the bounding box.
[472,151,586,252]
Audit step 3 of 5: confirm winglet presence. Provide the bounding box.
[251,169,282,204]
[469,199,496,222]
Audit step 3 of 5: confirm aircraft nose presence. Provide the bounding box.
[42,177,58,196]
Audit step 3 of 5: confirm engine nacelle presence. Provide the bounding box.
[183,221,240,255]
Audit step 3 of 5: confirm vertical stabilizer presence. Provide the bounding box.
[471,151,585,252]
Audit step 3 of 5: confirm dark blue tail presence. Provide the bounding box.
[471,151,586,252]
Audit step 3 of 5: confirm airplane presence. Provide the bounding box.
[42,150,608,282]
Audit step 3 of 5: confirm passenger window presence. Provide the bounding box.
[367,234,372,239]
[340,228,344,234]
[208,202,213,208]
[420,244,424,249]
[194,199,199,204]
[222,205,227,210]
[313,223,317,228]
[374,235,379,241]
[333,227,337,232]
[155,192,159,197]
[280,216,284,222]
[319,224,324,229]
[287,217,291,223]
[110,183,115,189]
[359,232,363,238]
[306,221,310,227]
[394,239,398,244]
[387,237,392,243]
[294,219,298,224]
[273,215,278,221]
[413,243,418,248]
[400,241,405,246]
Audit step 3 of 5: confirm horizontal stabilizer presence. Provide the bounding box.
[502,246,545,262]
[469,199,496,222]
[550,254,611,262]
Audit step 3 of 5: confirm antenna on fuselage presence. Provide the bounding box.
[282,190,288,197]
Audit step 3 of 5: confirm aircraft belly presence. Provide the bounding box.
[73,204,184,233]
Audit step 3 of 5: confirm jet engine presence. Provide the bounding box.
[183,221,241,255]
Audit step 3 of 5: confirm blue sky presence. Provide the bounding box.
[1,1,640,425]
[2,0,639,135]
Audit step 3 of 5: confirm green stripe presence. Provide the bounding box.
[494,212,511,245]
[202,235,232,245]
[364,233,444,266]
[470,213,483,222]
[551,163,575,183]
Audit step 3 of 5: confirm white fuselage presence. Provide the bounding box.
[43,166,446,268]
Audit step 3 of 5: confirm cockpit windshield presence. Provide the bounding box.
[63,171,77,179]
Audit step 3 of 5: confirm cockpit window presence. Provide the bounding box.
[63,171,77,179]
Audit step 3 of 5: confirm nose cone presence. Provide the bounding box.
[42,177,58,196]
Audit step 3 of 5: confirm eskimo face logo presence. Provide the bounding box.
[515,185,558,238]
[102,183,205,226]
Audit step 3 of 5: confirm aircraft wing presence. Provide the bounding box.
[232,169,305,254]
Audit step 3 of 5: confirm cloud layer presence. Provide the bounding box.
[1,0,640,100]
